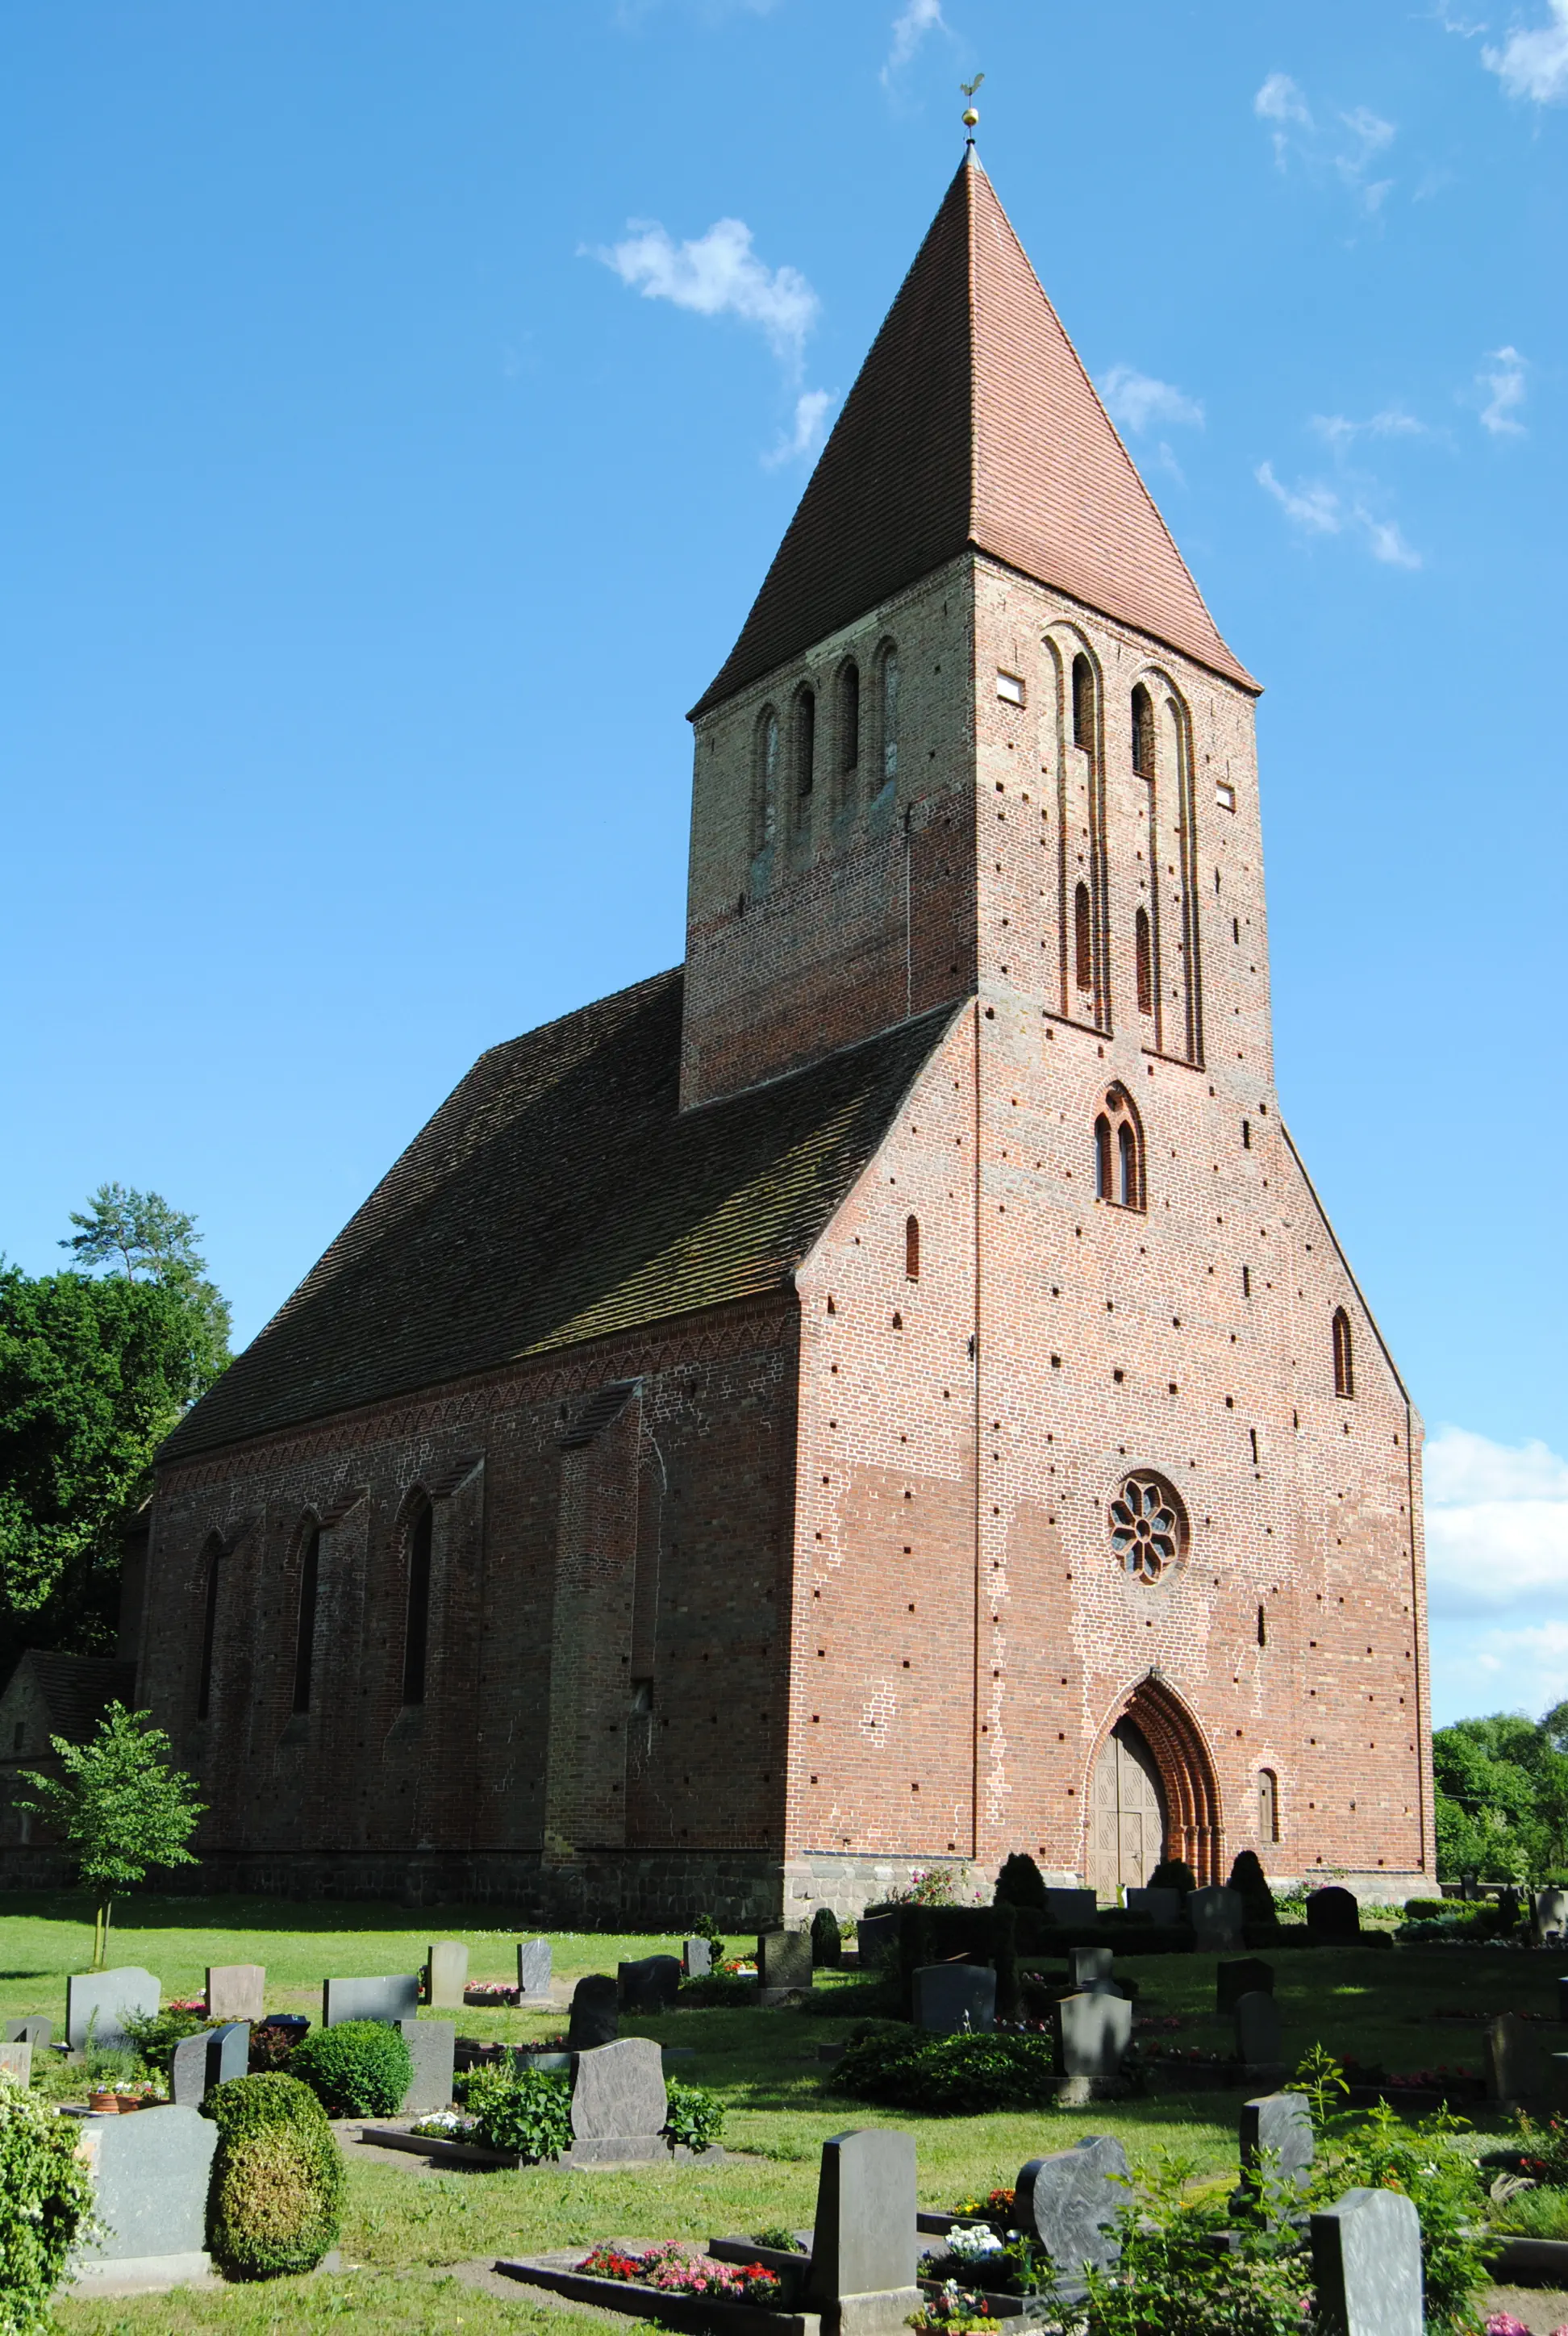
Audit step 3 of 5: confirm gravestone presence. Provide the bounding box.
[566,1974,619,2050]
[1306,1886,1361,1943]
[1053,1991,1133,2103]
[210,2021,250,2085]
[3,2016,51,2050]
[66,1967,159,2053]
[169,2030,212,2108]
[1186,1887,1245,1951]
[69,2104,218,2284]
[1547,2053,1568,2114]
[1559,1975,1568,2025]
[682,1936,712,1978]
[1485,2012,1541,2103]
[1045,1888,1098,1925]
[1311,2186,1422,2336]
[1013,2135,1128,2301]
[618,1954,682,2012]
[1124,1886,1182,1925]
[322,1974,419,2027]
[569,2034,668,2163]
[757,1929,813,1992]
[857,1912,900,1968]
[171,2021,252,2107]
[206,1964,264,2023]
[1242,2092,1315,2197]
[516,1938,552,2000]
[912,1964,997,2035]
[399,2019,456,2113]
[426,1942,468,2010]
[1234,1991,1283,2070]
[1535,1888,1568,1944]
[806,2127,920,2335]
[1069,1946,1115,1989]
[1217,1958,1275,2015]
[0,2041,31,2084]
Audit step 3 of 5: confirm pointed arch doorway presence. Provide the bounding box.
[1086,1677,1223,1899]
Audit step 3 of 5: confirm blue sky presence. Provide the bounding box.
[2,0,1564,1726]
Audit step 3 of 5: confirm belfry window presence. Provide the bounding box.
[839,661,861,777]
[1095,1085,1145,1212]
[1332,1308,1355,1400]
[1094,1115,1111,1199]
[880,647,899,780]
[402,1498,433,1707]
[1135,906,1153,1016]
[196,1534,222,1721]
[1072,654,1097,759]
[755,709,779,849]
[905,1214,920,1281]
[292,1523,320,1716]
[1132,683,1155,778]
[1074,882,1093,993]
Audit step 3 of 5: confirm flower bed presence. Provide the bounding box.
[581,2243,782,2304]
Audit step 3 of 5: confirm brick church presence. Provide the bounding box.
[133,153,1433,1920]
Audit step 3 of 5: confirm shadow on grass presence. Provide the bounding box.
[0,1892,669,1937]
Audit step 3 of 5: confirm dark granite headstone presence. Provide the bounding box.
[517,1938,552,1999]
[682,1936,712,1978]
[1069,1947,1114,1989]
[1187,1886,1245,1950]
[1311,2186,1422,2336]
[1217,1957,1274,2015]
[857,1913,900,1969]
[1241,2092,1315,2196]
[1485,2012,1541,2102]
[322,1974,419,2027]
[3,2017,51,2050]
[171,2021,252,2107]
[1053,1991,1132,2100]
[70,2104,218,2275]
[1045,1888,1098,1925]
[912,1965,996,2034]
[65,1967,159,2051]
[757,1929,813,1992]
[570,2035,666,2144]
[806,2127,920,2334]
[1124,1886,1182,1925]
[1234,1991,1282,2069]
[1014,2136,1128,2301]
[169,2030,211,2108]
[1306,1886,1361,1943]
[566,1974,619,2050]
[399,2018,455,2113]
[618,1954,682,2012]
[206,1964,264,2022]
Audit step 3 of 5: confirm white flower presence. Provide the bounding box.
[947,2224,1004,2260]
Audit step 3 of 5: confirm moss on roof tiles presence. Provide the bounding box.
[161,970,958,1462]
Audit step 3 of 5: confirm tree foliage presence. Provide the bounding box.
[1434,1706,1568,1881]
[16,1702,202,1961]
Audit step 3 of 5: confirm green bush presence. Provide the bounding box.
[832,2020,1058,2115]
[288,2019,412,2117]
[461,2063,572,2161]
[1147,1858,1196,1896]
[811,1906,842,1967]
[678,1970,757,2007]
[664,2079,724,2153]
[1079,2148,1307,2336]
[120,2006,209,2077]
[1225,1850,1278,1929]
[202,2072,344,2280]
[0,2074,96,2336]
[995,1852,1049,1910]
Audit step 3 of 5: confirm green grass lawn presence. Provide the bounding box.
[2,1893,1561,2333]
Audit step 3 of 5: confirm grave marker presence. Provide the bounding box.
[1187,1887,1245,1951]
[399,2019,456,2113]
[1013,2135,1128,2300]
[757,1929,813,1993]
[517,1938,552,2000]
[169,2031,211,2108]
[322,1974,419,2027]
[1241,2092,1314,2196]
[206,1965,265,2023]
[69,2104,218,2287]
[1311,2186,1422,2336]
[1306,1886,1361,1944]
[1069,1947,1115,1989]
[1217,1957,1274,2015]
[1053,1990,1132,2103]
[566,1974,619,2050]
[171,2021,252,2107]
[65,1968,159,2053]
[1045,1888,1098,1925]
[569,2034,668,2163]
[1124,1886,1182,1925]
[2,2016,51,2050]
[426,1942,468,2010]
[618,1954,682,2012]
[806,2126,920,2334]
[682,1936,712,1978]
[857,1912,900,1968]
[1485,2012,1541,2103]
[0,2041,31,2085]
[912,1964,996,2034]
[1536,1889,1568,1944]
[1234,1991,1283,2070]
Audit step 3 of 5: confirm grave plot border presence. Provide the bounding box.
[359,2124,724,2170]
[495,2251,821,2336]
[1484,2236,1568,2283]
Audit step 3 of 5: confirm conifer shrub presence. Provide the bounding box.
[1227,1849,1278,1928]
[811,1906,842,1967]
[1148,1858,1197,1897]
[994,1851,1049,1910]
[203,2073,345,2280]
[0,2074,95,2336]
[288,2018,412,2117]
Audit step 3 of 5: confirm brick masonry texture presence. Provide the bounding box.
[81,168,1432,1923]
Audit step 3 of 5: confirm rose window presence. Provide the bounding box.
[1110,1474,1184,1583]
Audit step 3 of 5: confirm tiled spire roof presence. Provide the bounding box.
[691,152,1254,715]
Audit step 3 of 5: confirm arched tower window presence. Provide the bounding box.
[794,686,815,801]
[880,646,899,780]
[1257,1767,1280,1843]
[292,1522,320,1716]
[1072,654,1097,759]
[1332,1308,1355,1400]
[1074,882,1093,992]
[839,661,860,778]
[1135,906,1153,1016]
[905,1214,920,1281]
[1132,683,1155,778]
[402,1497,433,1707]
[1096,1084,1145,1212]
[755,708,779,849]
[196,1534,222,1721]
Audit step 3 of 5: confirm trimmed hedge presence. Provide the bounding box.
[831,2020,1059,2115]
[203,2073,344,2280]
[288,2019,412,2117]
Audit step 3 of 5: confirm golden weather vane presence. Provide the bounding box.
[961,72,984,136]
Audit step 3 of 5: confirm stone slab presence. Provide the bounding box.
[757,1930,813,1992]
[1234,1990,1282,2070]
[1311,2185,1422,2336]
[856,1913,900,1969]
[1187,1887,1245,1951]
[567,1974,619,2050]
[5,2016,52,2049]
[682,1937,712,1977]
[71,2104,218,2263]
[619,1954,682,2012]
[912,1964,996,2035]
[398,2019,456,2115]
[807,2125,917,2308]
[1216,1958,1274,2015]
[1241,2092,1315,2197]
[517,1938,553,1998]
[1054,1990,1132,2088]
[1045,1889,1098,1925]
[571,2034,667,2142]
[1014,2134,1128,2299]
[169,2032,211,2108]
[65,1968,159,2053]
[1486,2012,1542,2102]
[1306,1886,1362,1943]
[1067,1946,1114,1989]
[0,2040,32,2084]
[1536,1888,1568,1943]
[66,2250,218,2295]
[1123,1887,1181,1925]
[205,1964,264,2022]
[323,1974,419,2027]
[427,1942,469,2011]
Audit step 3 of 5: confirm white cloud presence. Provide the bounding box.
[1478,344,1528,434]
[1256,461,1420,566]
[1255,75,1399,211]
[594,216,819,368]
[883,0,947,81]
[1311,407,1429,452]
[764,387,836,469]
[1485,1,1568,99]
[1100,365,1204,436]
[1424,1427,1568,1721]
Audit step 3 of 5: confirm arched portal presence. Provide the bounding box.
[1085,1676,1224,1896]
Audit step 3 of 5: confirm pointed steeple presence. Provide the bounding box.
[691,154,1253,717]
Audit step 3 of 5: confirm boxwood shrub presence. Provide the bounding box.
[288,2018,412,2117]
[0,2074,95,2336]
[831,2020,1059,2114]
[203,2072,345,2280]
[461,2063,573,2160]
[664,2079,724,2152]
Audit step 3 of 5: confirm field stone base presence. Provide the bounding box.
[836,2288,923,2334]
[66,2251,219,2296]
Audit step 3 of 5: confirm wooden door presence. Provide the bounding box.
[1086,1721,1166,1901]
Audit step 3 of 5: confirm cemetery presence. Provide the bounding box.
[2,1879,1568,2331]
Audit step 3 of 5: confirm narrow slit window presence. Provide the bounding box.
[1132,683,1155,778]
[402,1500,433,1706]
[1242,1263,1252,1298]
[795,687,816,799]
[1074,882,1093,992]
[1257,1604,1268,1649]
[1332,1308,1356,1400]
[1096,1085,1146,1212]
[1071,654,1096,757]
[881,648,899,780]
[756,709,779,849]
[1258,1767,1280,1842]
[1094,1115,1111,1199]
[905,1214,920,1281]
[292,1525,321,1715]
[1117,1120,1137,1208]
[839,661,860,775]
[196,1537,222,1721]
[1135,906,1153,1015]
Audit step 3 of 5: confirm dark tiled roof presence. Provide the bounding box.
[3,1652,138,1740]
[691,154,1253,718]
[161,971,958,1462]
